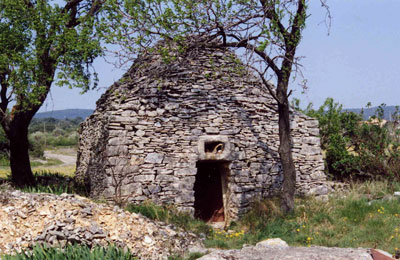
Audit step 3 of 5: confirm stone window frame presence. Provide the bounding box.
[198,135,232,161]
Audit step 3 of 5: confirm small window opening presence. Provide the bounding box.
[205,141,225,154]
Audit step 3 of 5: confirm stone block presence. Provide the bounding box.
[106,146,128,157]
[121,183,142,196]
[155,175,178,182]
[175,192,195,203]
[302,136,321,145]
[176,168,197,176]
[305,120,319,128]
[130,155,144,166]
[135,130,146,137]
[144,153,164,164]
[300,145,321,156]
[205,127,219,134]
[133,175,155,182]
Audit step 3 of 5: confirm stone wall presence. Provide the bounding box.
[76,46,327,221]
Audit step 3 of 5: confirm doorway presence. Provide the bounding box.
[194,161,229,222]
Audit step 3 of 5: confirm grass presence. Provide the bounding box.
[0,164,75,179]
[2,166,400,257]
[32,165,75,177]
[126,202,211,236]
[0,245,204,260]
[122,181,400,256]
[1,244,137,260]
[0,146,77,178]
[201,181,400,256]
[168,253,206,260]
[0,170,85,195]
[30,158,63,167]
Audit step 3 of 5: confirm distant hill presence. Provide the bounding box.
[344,106,399,121]
[35,109,93,120]
[35,106,399,121]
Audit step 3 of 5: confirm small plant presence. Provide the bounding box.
[2,244,137,260]
[168,252,205,260]
[10,170,86,196]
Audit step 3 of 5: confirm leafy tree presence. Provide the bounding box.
[0,0,104,186]
[301,98,400,181]
[103,0,329,213]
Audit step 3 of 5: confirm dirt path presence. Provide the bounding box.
[35,147,77,175]
[44,149,76,166]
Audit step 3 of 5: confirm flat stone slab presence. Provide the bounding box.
[199,246,373,260]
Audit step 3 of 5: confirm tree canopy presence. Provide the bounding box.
[0,0,105,186]
[0,0,102,109]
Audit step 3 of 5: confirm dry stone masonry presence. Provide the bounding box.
[76,44,328,223]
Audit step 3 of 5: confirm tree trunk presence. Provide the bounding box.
[277,84,297,214]
[7,122,35,186]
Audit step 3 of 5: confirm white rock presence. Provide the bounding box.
[255,238,289,249]
[144,235,153,244]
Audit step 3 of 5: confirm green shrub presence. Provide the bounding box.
[29,141,45,158]
[0,154,10,166]
[299,98,400,181]
[2,244,136,260]
[48,132,78,146]
[29,131,78,149]
[27,117,82,149]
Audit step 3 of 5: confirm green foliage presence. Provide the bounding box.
[11,170,86,195]
[2,244,136,260]
[29,117,83,134]
[29,138,45,158]
[0,0,108,185]
[0,0,103,108]
[0,116,81,163]
[0,155,9,167]
[125,202,211,236]
[28,117,82,150]
[168,253,205,260]
[101,0,308,71]
[202,181,400,255]
[30,131,79,148]
[0,127,9,157]
[298,98,400,180]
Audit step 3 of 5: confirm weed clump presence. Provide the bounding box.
[2,244,136,260]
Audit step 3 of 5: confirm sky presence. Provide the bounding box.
[40,0,400,112]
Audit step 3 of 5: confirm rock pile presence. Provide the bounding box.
[0,189,202,259]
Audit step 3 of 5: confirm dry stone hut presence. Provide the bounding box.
[76,44,327,223]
